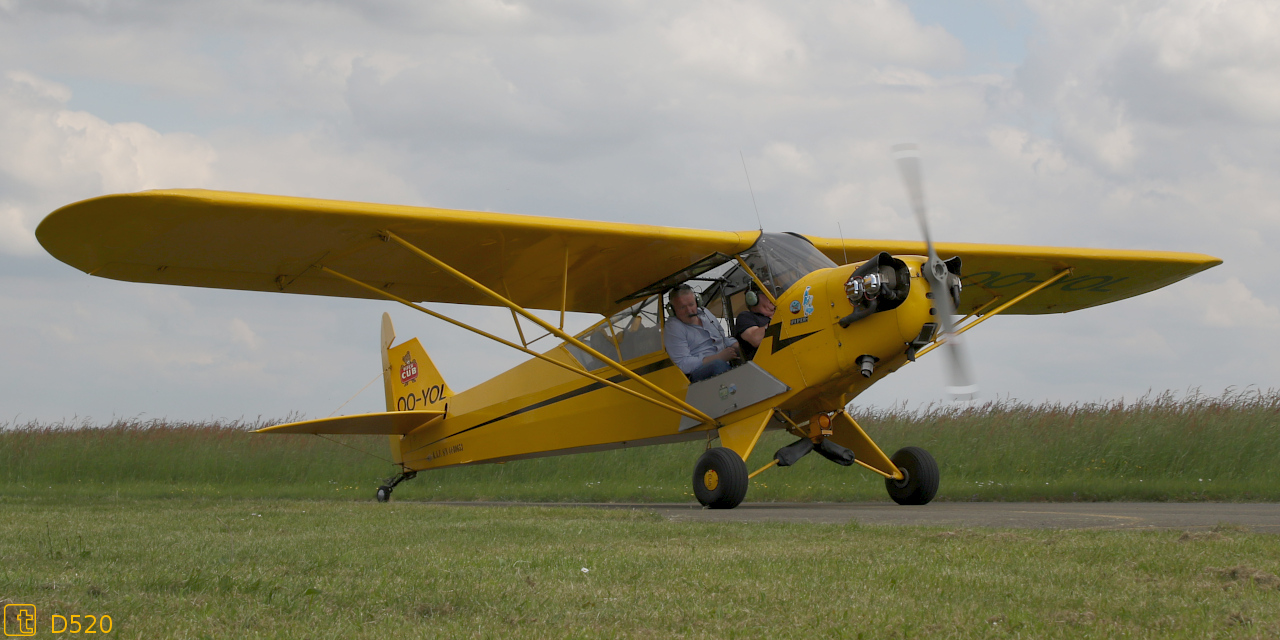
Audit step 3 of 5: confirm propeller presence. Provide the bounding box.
[891,143,978,403]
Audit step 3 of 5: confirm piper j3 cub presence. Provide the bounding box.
[37,150,1220,508]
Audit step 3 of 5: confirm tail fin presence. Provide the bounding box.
[381,313,453,464]
[382,312,452,414]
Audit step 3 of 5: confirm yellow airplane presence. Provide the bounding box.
[37,172,1220,508]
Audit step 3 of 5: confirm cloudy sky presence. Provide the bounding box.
[1,0,1275,424]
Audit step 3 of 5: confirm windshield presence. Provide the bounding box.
[738,233,837,298]
[613,232,836,308]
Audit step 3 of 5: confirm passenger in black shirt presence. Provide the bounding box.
[733,287,776,361]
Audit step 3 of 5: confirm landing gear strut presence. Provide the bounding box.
[376,470,417,503]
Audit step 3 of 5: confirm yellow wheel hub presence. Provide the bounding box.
[703,469,719,491]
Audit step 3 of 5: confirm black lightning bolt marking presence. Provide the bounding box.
[765,323,821,355]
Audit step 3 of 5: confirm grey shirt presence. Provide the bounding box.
[664,308,737,374]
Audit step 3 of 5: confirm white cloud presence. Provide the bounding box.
[1,0,1276,420]
[0,71,218,256]
[1058,98,1136,173]
[665,2,809,84]
[229,318,261,350]
[1023,1,1280,160]
[1124,0,1280,125]
[1201,277,1280,329]
[4,70,71,102]
[51,113,216,191]
[0,204,38,254]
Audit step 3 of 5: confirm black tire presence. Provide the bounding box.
[375,486,392,503]
[692,447,749,509]
[885,446,939,505]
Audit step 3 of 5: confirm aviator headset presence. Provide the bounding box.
[666,286,702,318]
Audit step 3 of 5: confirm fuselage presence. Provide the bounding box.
[395,255,938,471]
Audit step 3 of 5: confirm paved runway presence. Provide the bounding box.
[441,501,1280,531]
[642,502,1280,531]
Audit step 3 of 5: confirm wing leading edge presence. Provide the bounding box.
[805,237,1221,315]
[37,189,760,316]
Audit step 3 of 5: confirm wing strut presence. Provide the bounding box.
[916,268,1074,359]
[560,247,569,330]
[957,295,1004,325]
[380,230,718,426]
[500,280,531,347]
[321,266,713,424]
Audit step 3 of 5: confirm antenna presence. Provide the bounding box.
[837,221,849,264]
[740,150,763,231]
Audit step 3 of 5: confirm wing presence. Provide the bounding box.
[37,190,760,316]
[805,237,1221,314]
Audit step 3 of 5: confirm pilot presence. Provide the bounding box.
[663,285,740,382]
[733,285,775,361]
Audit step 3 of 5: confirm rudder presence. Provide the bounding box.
[382,313,452,415]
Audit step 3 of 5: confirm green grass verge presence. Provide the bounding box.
[3,389,1278,502]
[1,499,1277,638]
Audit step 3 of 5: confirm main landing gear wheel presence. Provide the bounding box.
[885,446,939,505]
[693,447,749,509]
[375,486,392,503]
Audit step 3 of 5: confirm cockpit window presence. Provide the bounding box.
[565,294,664,370]
[564,320,619,372]
[567,235,831,372]
[611,295,663,361]
[738,233,837,298]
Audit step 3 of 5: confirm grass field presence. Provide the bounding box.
[3,392,1278,637]
[3,389,1278,503]
[2,499,1278,638]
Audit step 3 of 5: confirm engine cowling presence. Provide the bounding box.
[838,252,912,328]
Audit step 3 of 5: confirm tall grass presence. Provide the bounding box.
[0,416,390,499]
[845,387,1280,501]
[3,389,1277,502]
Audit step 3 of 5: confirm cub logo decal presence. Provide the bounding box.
[400,351,418,386]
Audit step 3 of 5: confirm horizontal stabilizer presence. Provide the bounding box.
[256,410,444,435]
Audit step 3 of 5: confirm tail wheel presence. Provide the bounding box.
[885,446,939,505]
[692,447,749,509]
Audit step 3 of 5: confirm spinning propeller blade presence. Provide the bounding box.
[892,143,978,402]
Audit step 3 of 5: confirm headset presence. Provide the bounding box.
[744,286,759,308]
[666,285,701,318]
